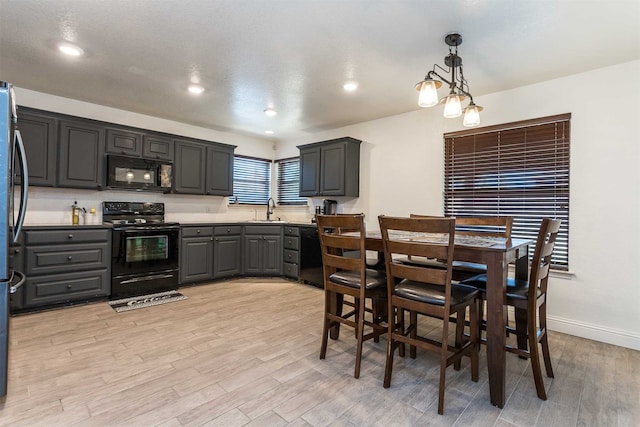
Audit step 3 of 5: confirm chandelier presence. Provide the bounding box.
[415,33,482,127]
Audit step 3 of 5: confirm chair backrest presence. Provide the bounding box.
[315,214,367,283]
[529,218,562,298]
[411,214,513,239]
[378,215,456,306]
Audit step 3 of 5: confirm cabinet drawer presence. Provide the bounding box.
[283,262,299,279]
[24,229,109,245]
[25,269,109,307]
[244,225,281,235]
[214,225,242,235]
[182,227,213,237]
[283,249,299,264]
[26,242,109,275]
[284,236,299,250]
[284,226,299,237]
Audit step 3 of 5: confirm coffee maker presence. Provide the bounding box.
[322,199,338,215]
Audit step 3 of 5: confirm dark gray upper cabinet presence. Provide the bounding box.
[16,109,57,187]
[206,145,234,196]
[143,133,173,161]
[174,138,236,196]
[174,139,207,194]
[58,118,105,189]
[298,137,361,197]
[105,127,143,156]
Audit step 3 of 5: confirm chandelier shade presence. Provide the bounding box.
[416,33,482,127]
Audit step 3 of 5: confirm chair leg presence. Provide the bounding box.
[469,298,479,382]
[528,321,547,400]
[409,310,417,359]
[454,307,465,370]
[398,308,406,358]
[320,290,331,359]
[539,303,554,378]
[515,307,528,356]
[437,327,449,415]
[354,294,366,379]
[383,308,399,388]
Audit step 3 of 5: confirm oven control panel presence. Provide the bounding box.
[103,201,165,215]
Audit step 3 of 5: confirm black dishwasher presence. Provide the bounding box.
[299,226,323,288]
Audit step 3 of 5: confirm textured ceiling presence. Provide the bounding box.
[1,0,639,141]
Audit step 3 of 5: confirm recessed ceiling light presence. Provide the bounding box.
[188,84,204,95]
[264,108,277,117]
[343,81,359,91]
[265,130,275,135]
[58,42,84,57]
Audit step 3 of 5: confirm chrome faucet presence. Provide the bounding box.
[266,197,276,221]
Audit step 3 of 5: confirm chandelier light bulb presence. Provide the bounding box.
[443,94,462,118]
[418,80,440,107]
[463,103,481,127]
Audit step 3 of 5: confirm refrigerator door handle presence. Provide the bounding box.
[12,129,28,243]
[9,271,25,294]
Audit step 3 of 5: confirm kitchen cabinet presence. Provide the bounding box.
[58,118,105,189]
[174,138,236,196]
[213,226,242,278]
[243,225,282,276]
[15,108,57,187]
[282,225,300,279]
[297,137,361,197]
[143,133,173,161]
[105,127,143,156]
[21,227,110,309]
[206,144,234,196]
[180,226,214,284]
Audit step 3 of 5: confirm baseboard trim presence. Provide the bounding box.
[547,315,640,351]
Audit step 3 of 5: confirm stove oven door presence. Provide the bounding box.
[111,225,180,298]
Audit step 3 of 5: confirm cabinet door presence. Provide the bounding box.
[243,235,263,275]
[213,235,241,278]
[262,235,282,275]
[58,119,105,189]
[299,146,320,197]
[106,128,142,156]
[180,237,213,284]
[143,133,173,161]
[206,145,234,196]
[320,142,346,196]
[16,110,57,187]
[174,140,206,194]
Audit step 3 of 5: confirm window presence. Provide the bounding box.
[276,157,307,205]
[443,114,570,269]
[232,155,271,204]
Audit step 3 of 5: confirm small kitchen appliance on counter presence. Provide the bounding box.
[103,201,179,299]
[322,199,337,215]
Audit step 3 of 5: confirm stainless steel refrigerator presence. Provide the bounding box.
[0,82,29,398]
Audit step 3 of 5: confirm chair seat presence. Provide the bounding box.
[460,274,540,301]
[394,279,479,306]
[329,269,386,290]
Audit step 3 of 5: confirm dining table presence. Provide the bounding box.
[341,229,533,408]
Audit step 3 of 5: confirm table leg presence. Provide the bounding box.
[485,252,508,408]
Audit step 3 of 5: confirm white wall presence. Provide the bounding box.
[277,60,640,350]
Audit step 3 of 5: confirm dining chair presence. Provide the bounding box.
[316,213,387,379]
[378,215,480,415]
[403,215,513,281]
[460,218,562,400]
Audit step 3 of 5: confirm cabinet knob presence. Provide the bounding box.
[197,229,201,234]
[67,284,72,289]
[68,256,73,261]
[68,234,73,239]
[14,248,20,254]
[227,228,231,233]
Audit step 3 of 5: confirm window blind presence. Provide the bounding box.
[444,114,571,269]
[233,155,271,204]
[276,157,307,205]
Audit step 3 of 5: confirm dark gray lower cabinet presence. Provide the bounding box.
[244,226,282,276]
[21,227,111,309]
[283,226,300,279]
[213,226,242,278]
[180,226,213,284]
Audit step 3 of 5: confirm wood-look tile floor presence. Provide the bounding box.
[1,278,638,426]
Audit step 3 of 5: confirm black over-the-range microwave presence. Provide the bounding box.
[106,155,172,192]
